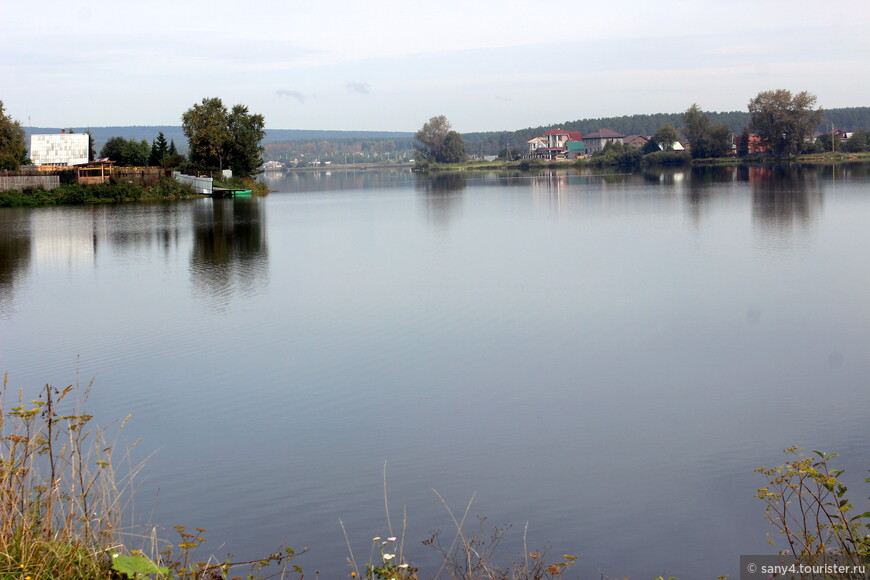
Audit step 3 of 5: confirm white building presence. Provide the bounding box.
[30,133,89,166]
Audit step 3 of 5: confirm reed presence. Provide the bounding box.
[0,374,142,579]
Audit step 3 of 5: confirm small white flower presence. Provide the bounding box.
[112,553,119,559]
[372,536,381,542]
[399,563,409,569]
[387,536,397,542]
[382,541,388,546]
[383,553,395,561]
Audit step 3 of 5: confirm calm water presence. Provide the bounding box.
[1,165,868,579]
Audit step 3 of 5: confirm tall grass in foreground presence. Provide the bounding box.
[0,375,140,579]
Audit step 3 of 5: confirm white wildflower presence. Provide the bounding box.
[387,536,397,542]
[383,553,395,561]
[399,563,409,569]
[372,536,381,542]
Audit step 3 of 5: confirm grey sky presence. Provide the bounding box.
[2,0,868,132]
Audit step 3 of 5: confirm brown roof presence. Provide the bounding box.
[585,128,625,139]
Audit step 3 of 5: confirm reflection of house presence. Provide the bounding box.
[623,135,649,148]
[583,128,625,153]
[30,132,89,166]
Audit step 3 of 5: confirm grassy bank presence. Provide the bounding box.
[0,178,198,208]
[0,176,269,208]
[414,151,870,173]
[2,379,867,579]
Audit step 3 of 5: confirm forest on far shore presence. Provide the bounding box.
[21,106,870,162]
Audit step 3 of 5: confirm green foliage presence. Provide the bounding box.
[748,89,823,157]
[0,178,199,207]
[111,552,172,579]
[588,140,643,168]
[182,97,266,177]
[226,104,266,177]
[0,101,27,170]
[737,128,751,157]
[681,105,733,158]
[414,115,468,164]
[644,150,692,165]
[651,124,680,151]
[756,447,869,564]
[100,136,151,166]
[843,130,869,153]
[149,132,170,166]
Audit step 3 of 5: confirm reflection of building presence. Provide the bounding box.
[30,132,89,166]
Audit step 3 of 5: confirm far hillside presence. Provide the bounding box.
[463,107,870,155]
[22,106,870,163]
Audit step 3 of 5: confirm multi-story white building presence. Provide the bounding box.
[30,133,89,166]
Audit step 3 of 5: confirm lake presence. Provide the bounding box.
[1,165,868,579]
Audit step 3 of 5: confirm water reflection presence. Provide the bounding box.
[415,173,466,230]
[749,165,822,247]
[261,168,414,194]
[0,209,32,318]
[190,198,269,308]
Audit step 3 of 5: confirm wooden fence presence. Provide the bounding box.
[0,174,60,191]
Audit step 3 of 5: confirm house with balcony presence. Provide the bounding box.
[529,129,583,159]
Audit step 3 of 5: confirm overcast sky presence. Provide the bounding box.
[3,0,869,133]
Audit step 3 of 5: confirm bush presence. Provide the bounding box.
[518,158,545,171]
[756,447,869,565]
[643,150,692,165]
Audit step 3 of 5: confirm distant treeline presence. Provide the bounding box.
[462,107,870,155]
[23,106,870,162]
[22,126,414,158]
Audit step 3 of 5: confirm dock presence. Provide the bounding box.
[211,187,253,198]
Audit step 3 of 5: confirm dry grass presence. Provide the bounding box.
[0,374,145,579]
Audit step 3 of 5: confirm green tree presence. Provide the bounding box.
[183,97,231,172]
[100,136,126,163]
[414,115,467,164]
[748,89,823,157]
[843,130,868,153]
[681,104,711,154]
[86,130,96,162]
[226,104,266,176]
[737,128,750,157]
[182,98,266,176]
[651,124,679,151]
[0,100,27,170]
[149,132,169,166]
[100,136,149,166]
[439,130,467,164]
[708,123,733,158]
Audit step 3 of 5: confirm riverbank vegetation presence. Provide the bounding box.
[2,379,866,579]
[0,177,200,207]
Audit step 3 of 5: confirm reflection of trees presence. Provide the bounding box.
[684,166,738,222]
[0,209,32,317]
[190,198,268,307]
[262,169,412,194]
[415,173,466,230]
[750,165,821,240]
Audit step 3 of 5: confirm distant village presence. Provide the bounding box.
[16,125,863,173]
[516,127,855,161]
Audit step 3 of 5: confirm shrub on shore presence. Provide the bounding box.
[0,177,197,207]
